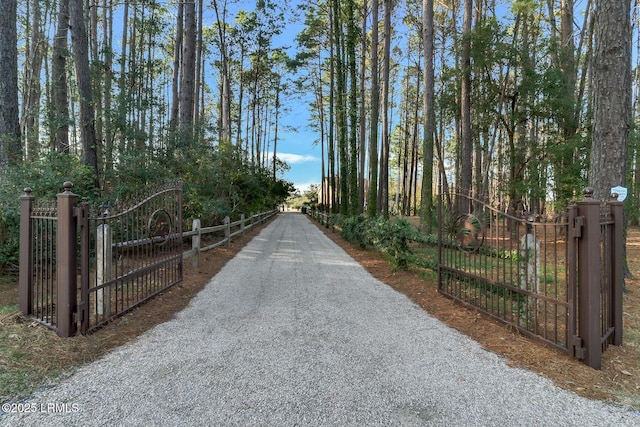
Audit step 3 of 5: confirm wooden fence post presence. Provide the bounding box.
[19,188,35,315]
[96,223,112,315]
[56,182,78,338]
[241,214,245,235]
[576,187,602,369]
[224,216,230,248]
[192,219,201,268]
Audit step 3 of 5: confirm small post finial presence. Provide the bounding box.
[583,187,594,199]
[62,181,73,193]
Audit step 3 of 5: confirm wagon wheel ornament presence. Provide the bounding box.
[448,213,485,252]
[148,209,173,246]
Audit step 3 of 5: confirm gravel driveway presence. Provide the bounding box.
[2,213,639,426]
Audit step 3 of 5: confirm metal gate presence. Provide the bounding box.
[19,181,183,337]
[437,188,623,369]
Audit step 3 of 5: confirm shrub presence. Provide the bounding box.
[339,215,371,248]
[338,215,421,270]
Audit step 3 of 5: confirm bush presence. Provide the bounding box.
[339,215,372,248]
[0,153,101,272]
[338,215,422,270]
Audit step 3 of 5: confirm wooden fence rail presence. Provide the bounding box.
[182,210,279,267]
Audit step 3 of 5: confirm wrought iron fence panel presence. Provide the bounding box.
[79,182,183,334]
[438,189,572,354]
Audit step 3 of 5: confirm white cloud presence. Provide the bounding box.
[294,182,319,193]
[271,152,319,164]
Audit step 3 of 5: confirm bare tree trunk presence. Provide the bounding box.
[194,0,203,133]
[179,0,196,135]
[51,0,70,154]
[459,0,473,213]
[347,0,359,216]
[170,1,183,132]
[378,0,392,217]
[0,0,20,168]
[590,0,631,200]
[420,0,436,234]
[358,0,368,214]
[420,0,435,232]
[69,0,99,186]
[328,4,337,212]
[23,0,45,162]
[367,0,380,217]
[117,0,129,154]
[103,0,114,180]
[212,0,232,145]
[332,0,349,215]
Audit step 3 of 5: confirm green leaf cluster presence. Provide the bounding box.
[0,146,294,272]
[0,153,101,271]
[338,215,423,270]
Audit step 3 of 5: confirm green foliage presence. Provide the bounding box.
[0,145,295,272]
[0,153,101,271]
[287,185,319,211]
[339,215,372,248]
[338,215,423,270]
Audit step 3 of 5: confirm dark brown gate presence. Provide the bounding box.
[437,188,623,369]
[19,181,183,337]
[78,182,183,334]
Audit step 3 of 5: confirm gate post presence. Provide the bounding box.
[609,194,624,346]
[96,222,112,316]
[57,182,78,338]
[19,188,35,315]
[191,219,201,268]
[576,187,602,369]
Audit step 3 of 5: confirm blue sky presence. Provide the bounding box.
[271,92,322,193]
[202,1,322,193]
[270,5,322,193]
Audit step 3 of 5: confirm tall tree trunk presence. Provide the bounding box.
[367,0,380,217]
[0,0,20,168]
[459,0,473,213]
[117,0,129,154]
[69,0,99,186]
[378,0,392,218]
[23,0,45,162]
[52,0,70,154]
[212,0,232,145]
[358,0,368,214]
[590,0,631,200]
[332,0,349,215]
[273,81,280,180]
[420,0,435,232]
[170,1,183,132]
[329,5,337,212]
[347,0,359,217]
[103,0,114,181]
[179,0,196,134]
[194,0,204,135]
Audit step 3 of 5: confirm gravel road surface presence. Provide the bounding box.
[2,213,639,426]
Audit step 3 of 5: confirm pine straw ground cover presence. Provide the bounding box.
[1,213,639,410]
